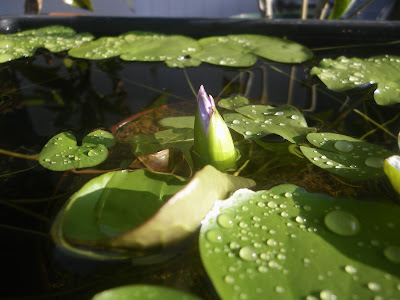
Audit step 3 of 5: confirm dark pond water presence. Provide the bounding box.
[1,23,400,299]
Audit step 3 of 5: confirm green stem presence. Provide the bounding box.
[0,223,49,238]
[359,112,400,140]
[183,68,196,97]
[0,200,49,223]
[0,164,38,178]
[0,148,39,160]
[353,108,397,140]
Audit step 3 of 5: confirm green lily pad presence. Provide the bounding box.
[310,55,400,106]
[199,185,400,300]
[68,31,200,64]
[130,128,194,166]
[0,26,93,63]
[158,116,195,129]
[192,34,313,67]
[218,95,250,110]
[39,130,115,171]
[92,284,202,300]
[51,165,255,258]
[224,104,316,143]
[300,132,395,180]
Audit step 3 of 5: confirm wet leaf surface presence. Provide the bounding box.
[218,95,250,110]
[39,130,114,171]
[92,284,202,300]
[0,26,93,63]
[224,104,316,143]
[200,185,400,300]
[311,55,400,105]
[300,132,395,180]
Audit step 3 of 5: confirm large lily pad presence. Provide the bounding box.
[51,165,255,258]
[300,132,395,180]
[68,31,200,64]
[310,55,400,106]
[92,284,201,300]
[224,104,316,143]
[192,35,313,67]
[200,185,400,300]
[0,26,93,63]
[39,130,115,171]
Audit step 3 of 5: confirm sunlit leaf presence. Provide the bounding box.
[328,0,355,19]
[192,34,313,67]
[130,128,194,166]
[384,155,400,196]
[300,132,395,180]
[0,26,93,63]
[51,166,255,258]
[311,55,400,105]
[62,0,94,11]
[218,95,250,110]
[200,185,400,300]
[39,130,114,171]
[224,104,316,143]
[92,284,202,300]
[68,31,200,65]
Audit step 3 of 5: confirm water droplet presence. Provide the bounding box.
[281,212,289,217]
[44,158,51,162]
[206,229,223,243]
[274,111,284,115]
[239,246,257,261]
[258,265,268,273]
[367,282,381,292]
[224,275,235,284]
[245,131,252,135]
[303,205,312,211]
[324,210,360,236]
[229,241,240,250]
[344,265,357,275]
[275,286,285,293]
[284,192,292,198]
[383,245,400,263]
[266,238,277,247]
[295,216,306,224]
[365,157,384,168]
[267,201,277,208]
[217,213,233,229]
[232,119,240,124]
[291,115,299,120]
[320,289,337,300]
[277,253,286,260]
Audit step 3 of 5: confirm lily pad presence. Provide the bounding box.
[224,104,316,143]
[51,165,255,257]
[310,55,400,106]
[39,130,115,171]
[92,284,202,300]
[130,128,194,166]
[192,34,313,67]
[0,26,93,63]
[199,185,400,300]
[68,31,200,64]
[300,132,395,180]
[218,95,250,110]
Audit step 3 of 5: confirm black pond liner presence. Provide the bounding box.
[1,16,400,299]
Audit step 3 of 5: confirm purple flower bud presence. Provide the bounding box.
[197,85,216,136]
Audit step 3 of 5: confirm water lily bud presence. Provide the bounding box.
[384,155,400,195]
[193,85,237,171]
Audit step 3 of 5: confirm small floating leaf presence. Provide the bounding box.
[0,26,93,63]
[300,133,395,180]
[193,34,313,67]
[92,284,202,300]
[311,55,400,105]
[69,31,200,65]
[39,130,114,171]
[224,104,316,143]
[218,95,250,110]
[199,184,400,300]
[130,128,194,166]
[51,165,255,257]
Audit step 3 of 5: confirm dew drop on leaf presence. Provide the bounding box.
[206,229,223,243]
[334,140,354,153]
[364,157,384,168]
[324,210,360,236]
[367,282,381,292]
[320,289,337,300]
[217,213,234,229]
[383,245,400,263]
[344,264,357,275]
[239,246,257,261]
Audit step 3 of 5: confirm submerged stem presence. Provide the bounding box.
[0,148,39,160]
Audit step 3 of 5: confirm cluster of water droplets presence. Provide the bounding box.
[202,187,400,299]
